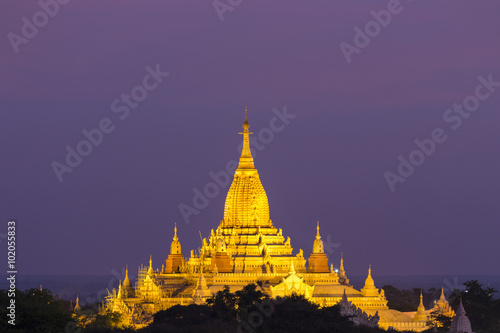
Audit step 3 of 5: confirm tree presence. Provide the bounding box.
[382,284,420,311]
[153,304,211,326]
[427,311,452,332]
[149,303,233,333]
[206,285,238,324]
[0,288,73,333]
[235,283,265,321]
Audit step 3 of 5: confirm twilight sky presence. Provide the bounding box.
[1,0,500,277]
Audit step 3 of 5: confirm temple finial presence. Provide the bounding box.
[74,294,81,312]
[237,107,255,169]
[414,289,427,321]
[148,255,153,275]
[173,223,178,242]
[242,106,250,131]
[316,221,321,239]
[117,280,122,298]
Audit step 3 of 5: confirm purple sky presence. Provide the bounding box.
[1,0,500,277]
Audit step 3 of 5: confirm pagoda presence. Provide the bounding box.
[104,111,430,331]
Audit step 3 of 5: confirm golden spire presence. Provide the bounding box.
[117,280,122,299]
[364,265,375,289]
[360,265,378,296]
[438,286,446,302]
[312,221,324,254]
[417,289,425,312]
[237,106,255,170]
[414,290,427,322]
[222,108,270,228]
[148,255,153,275]
[123,265,131,287]
[338,253,350,285]
[170,223,182,255]
[74,294,81,312]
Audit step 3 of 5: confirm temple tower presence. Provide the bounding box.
[210,234,232,273]
[361,266,379,297]
[192,273,212,304]
[222,108,271,229]
[122,266,135,298]
[338,253,350,285]
[165,224,185,273]
[193,110,305,274]
[433,287,455,317]
[307,222,330,273]
[414,290,428,322]
[74,294,81,312]
[449,299,474,333]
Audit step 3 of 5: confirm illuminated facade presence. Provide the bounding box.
[433,287,455,318]
[404,287,455,325]
[105,113,431,331]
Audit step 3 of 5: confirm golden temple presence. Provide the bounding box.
[104,112,450,331]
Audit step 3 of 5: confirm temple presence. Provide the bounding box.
[449,299,474,333]
[104,111,446,331]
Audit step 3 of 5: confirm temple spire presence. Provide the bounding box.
[456,297,466,315]
[170,223,182,255]
[365,265,375,288]
[341,289,348,303]
[338,253,350,285]
[439,286,446,301]
[449,297,473,333]
[361,265,378,296]
[74,294,81,312]
[173,223,178,242]
[117,280,122,299]
[238,107,255,169]
[148,255,153,275]
[312,221,325,254]
[123,265,131,287]
[414,290,427,322]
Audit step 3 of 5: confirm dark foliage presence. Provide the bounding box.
[206,285,238,324]
[0,288,74,333]
[382,285,438,312]
[449,280,500,332]
[147,304,233,333]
